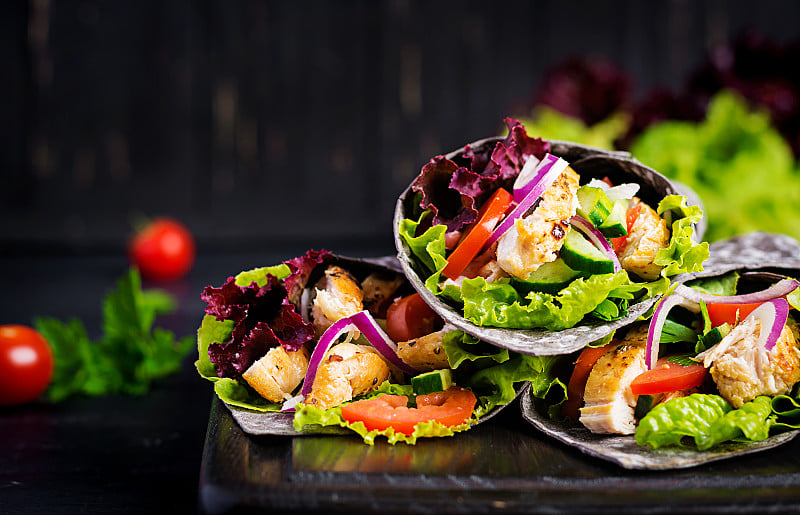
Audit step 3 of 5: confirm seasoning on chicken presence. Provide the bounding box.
[396,329,451,372]
[241,345,310,403]
[496,166,580,279]
[310,265,364,336]
[304,342,391,410]
[696,317,800,408]
[579,324,649,434]
[360,272,404,318]
[616,199,670,280]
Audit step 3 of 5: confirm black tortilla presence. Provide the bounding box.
[519,232,800,469]
[220,253,529,437]
[394,137,706,357]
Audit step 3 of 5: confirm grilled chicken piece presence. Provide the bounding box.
[580,324,649,434]
[311,265,364,336]
[696,317,800,408]
[242,345,310,402]
[616,198,670,280]
[304,342,391,410]
[360,272,404,318]
[396,329,451,372]
[496,166,580,279]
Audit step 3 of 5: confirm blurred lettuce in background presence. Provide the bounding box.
[512,32,800,243]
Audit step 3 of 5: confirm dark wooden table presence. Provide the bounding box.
[5,251,800,514]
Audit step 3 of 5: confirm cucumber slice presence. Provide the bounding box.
[576,186,613,227]
[411,369,453,395]
[598,200,628,238]
[560,229,615,274]
[699,323,731,350]
[510,258,583,295]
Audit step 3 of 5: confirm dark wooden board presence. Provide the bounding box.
[199,395,800,514]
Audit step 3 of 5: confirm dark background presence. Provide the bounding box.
[4,0,800,258]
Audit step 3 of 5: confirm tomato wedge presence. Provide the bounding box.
[611,205,640,254]
[442,188,513,280]
[630,357,707,396]
[340,386,477,434]
[706,302,763,327]
[561,342,615,420]
[385,293,442,343]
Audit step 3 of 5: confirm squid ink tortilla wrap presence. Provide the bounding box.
[195,251,539,444]
[394,118,709,356]
[519,232,800,469]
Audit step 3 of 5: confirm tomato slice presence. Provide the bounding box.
[630,357,707,396]
[385,293,442,343]
[340,386,477,434]
[611,205,640,254]
[442,188,513,280]
[706,302,763,327]
[561,342,615,420]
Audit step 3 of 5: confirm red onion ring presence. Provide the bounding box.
[673,278,799,305]
[484,154,567,249]
[568,215,622,273]
[300,311,419,397]
[645,294,701,369]
[749,298,789,352]
[512,154,545,202]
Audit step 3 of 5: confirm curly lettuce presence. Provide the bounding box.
[655,195,709,276]
[635,393,774,450]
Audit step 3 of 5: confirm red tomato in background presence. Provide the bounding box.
[0,325,55,406]
[385,293,442,343]
[129,218,196,282]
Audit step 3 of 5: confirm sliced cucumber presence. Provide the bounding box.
[411,369,453,395]
[598,200,628,238]
[576,186,613,227]
[510,258,583,295]
[560,229,615,274]
[699,323,731,350]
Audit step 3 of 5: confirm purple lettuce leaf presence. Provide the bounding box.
[284,249,332,304]
[412,155,479,232]
[201,272,314,379]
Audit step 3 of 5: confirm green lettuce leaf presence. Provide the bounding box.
[513,107,630,151]
[632,91,800,242]
[397,210,448,291]
[635,393,774,450]
[655,195,709,276]
[459,271,630,330]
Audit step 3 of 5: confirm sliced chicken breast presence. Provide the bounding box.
[580,324,649,434]
[617,198,670,280]
[496,166,580,279]
[304,342,391,410]
[696,317,800,408]
[242,345,310,403]
[311,265,364,336]
[396,329,451,372]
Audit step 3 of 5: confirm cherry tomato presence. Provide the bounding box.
[385,293,442,343]
[561,342,615,420]
[340,386,477,434]
[611,205,641,254]
[630,357,707,396]
[442,188,513,280]
[129,218,196,282]
[0,325,55,406]
[706,302,763,327]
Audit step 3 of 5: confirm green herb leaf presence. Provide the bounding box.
[33,268,193,401]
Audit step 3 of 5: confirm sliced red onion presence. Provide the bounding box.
[485,154,567,249]
[748,298,789,351]
[568,215,622,273]
[512,154,545,202]
[299,311,419,397]
[280,393,305,413]
[646,294,702,369]
[300,316,358,396]
[673,279,799,305]
[349,310,419,375]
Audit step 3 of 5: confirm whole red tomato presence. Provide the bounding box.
[129,218,196,281]
[385,293,442,343]
[0,325,55,406]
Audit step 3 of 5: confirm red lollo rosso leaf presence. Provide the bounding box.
[283,249,332,305]
[412,156,479,232]
[201,272,314,379]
